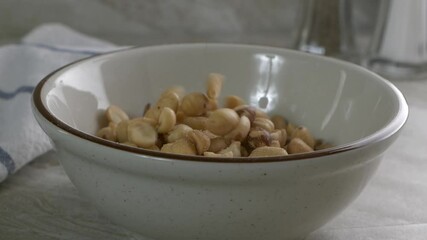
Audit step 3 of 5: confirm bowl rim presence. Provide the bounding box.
[32,43,409,163]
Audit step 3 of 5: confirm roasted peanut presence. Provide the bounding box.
[225,115,250,141]
[105,105,129,124]
[218,141,241,157]
[183,116,208,130]
[203,151,233,157]
[287,138,314,154]
[291,126,315,148]
[270,129,287,147]
[116,120,129,143]
[156,91,180,112]
[144,107,161,122]
[157,107,176,133]
[160,138,197,155]
[249,146,288,157]
[245,128,271,149]
[271,115,287,129]
[234,105,256,123]
[206,108,239,136]
[181,92,209,116]
[252,117,275,132]
[96,126,116,141]
[206,73,224,99]
[160,86,185,100]
[286,122,296,137]
[208,137,231,153]
[187,130,211,155]
[224,95,245,109]
[129,117,157,127]
[127,121,158,148]
[270,140,281,148]
[166,124,193,143]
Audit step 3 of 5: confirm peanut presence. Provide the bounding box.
[181,92,209,116]
[156,91,180,112]
[160,138,197,155]
[203,151,233,157]
[206,108,239,136]
[249,146,288,157]
[96,126,116,141]
[127,121,158,148]
[208,137,231,153]
[206,73,224,99]
[246,128,271,149]
[166,124,193,143]
[218,141,241,157]
[157,107,176,133]
[225,115,251,141]
[187,130,211,155]
[224,95,245,109]
[252,117,275,132]
[271,115,287,129]
[183,116,208,130]
[116,120,129,143]
[287,138,314,154]
[105,105,129,124]
[291,126,315,148]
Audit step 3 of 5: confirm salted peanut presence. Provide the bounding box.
[96,126,116,141]
[224,95,245,109]
[105,105,129,124]
[249,146,288,157]
[246,128,271,149]
[270,129,287,147]
[116,120,130,143]
[208,137,231,153]
[157,107,176,133]
[183,116,208,130]
[181,92,209,116]
[206,98,219,111]
[160,86,185,100]
[187,130,211,155]
[166,124,193,143]
[234,105,256,123]
[160,138,197,155]
[156,91,180,112]
[127,121,158,148]
[253,117,275,132]
[255,108,269,119]
[291,126,315,148]
[129,117,157,127]
[206,73,224,99]
[203,151,233,157]
[144,107,161,122]
[225,115,251,141]
[175,110,186,124]
[206,108,240,136]
[202,130,218,139]
[270,140,281,148]
[271,115,287,129]
[286,122,296,137]
[287,138,314,154]
[218,141,241,157]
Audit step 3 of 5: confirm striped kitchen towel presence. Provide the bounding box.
[0,23,122,182]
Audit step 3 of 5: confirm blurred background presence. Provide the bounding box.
[0,0,379,55]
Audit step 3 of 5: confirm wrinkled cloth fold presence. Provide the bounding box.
[0,23,122,182]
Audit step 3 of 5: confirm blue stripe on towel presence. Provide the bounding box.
[0,147,15,175]
[20,42,102,56]
[0,85,35,100]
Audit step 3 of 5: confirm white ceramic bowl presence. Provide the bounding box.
[32,44,408,240]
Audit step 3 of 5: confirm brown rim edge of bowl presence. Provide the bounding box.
[32,44,410,164]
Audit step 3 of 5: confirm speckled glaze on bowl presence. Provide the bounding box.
[32,44,408,240]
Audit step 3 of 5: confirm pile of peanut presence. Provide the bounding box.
[96,73,331,158]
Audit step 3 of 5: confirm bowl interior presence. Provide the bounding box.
[39,44,404,149]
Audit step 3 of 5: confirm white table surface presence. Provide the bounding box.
[0,63,426,240]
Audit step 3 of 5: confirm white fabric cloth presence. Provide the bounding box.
[0,23,121,182]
